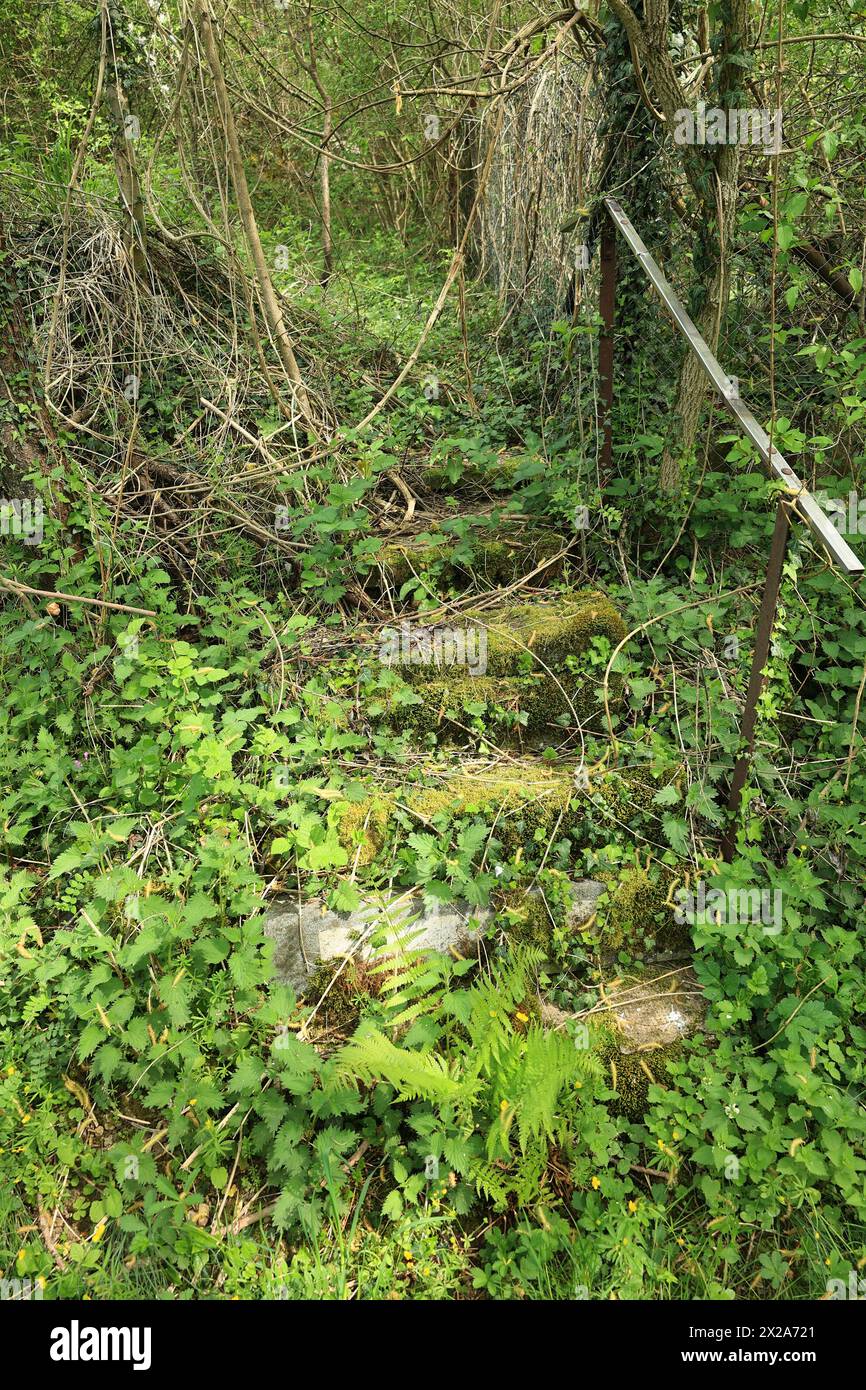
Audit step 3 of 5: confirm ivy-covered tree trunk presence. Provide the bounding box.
[607,0,751,490]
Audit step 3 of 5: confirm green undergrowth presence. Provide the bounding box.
[2,163,866,1299]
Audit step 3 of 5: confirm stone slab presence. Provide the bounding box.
[264,878,604,993]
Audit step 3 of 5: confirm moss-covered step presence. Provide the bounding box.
[495,878,604,951]
[366,515,567,597]
[399,449,527,499]
[596,864,693,962]
[384,672,595,739]
[598,965,705,1120]
[375,591,626,736]
[336,762,576,867]
[380,592,625,680]
[334,759,672,869]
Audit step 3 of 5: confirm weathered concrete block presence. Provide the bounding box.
[606,965,704,1052]
[567,878,605,925]
[263,878,605,993]
[263,891,491,993]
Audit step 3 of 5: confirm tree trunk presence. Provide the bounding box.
[105,80,148,278]
[320,94,333,285]
[607,0,750,490]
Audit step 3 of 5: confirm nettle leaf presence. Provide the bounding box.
[46,848,84,882]
[184,892,220,926]
[381,1188,403,1220]
[228,1054,265,1095]
[255,1090,289,1135]
[121,924,165,968]
[228,947,262,990]
[329,880,361,913]
[653,783,680,806]
[271,1185,304,1231]
[157,972,191,1027]
[301,835,348,871]
[192,936,229,965]
[269,1120,306,1173]
[77,1022,105,1060]
[662,814,690,855]
[92,1042,123,1083]
[685,784,724,826]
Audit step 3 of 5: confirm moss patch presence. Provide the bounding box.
[335,762,672,871]
[335,763,578,864]
[336,797,392,868]
[373,591,626,740]
[600,865,692,959]
[303,957,381,1031]
[477,593,626,677]
[388,670,603,738]
[495,887,555,951]
[370,522,565,595]
[603,1042,685,1122]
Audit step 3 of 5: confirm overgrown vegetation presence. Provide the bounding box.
[0,0,864,1303]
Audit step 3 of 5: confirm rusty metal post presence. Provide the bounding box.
[720,500,791,860]
[598,210,616,479]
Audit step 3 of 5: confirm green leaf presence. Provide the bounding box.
[330,880,361,913]
[662,814,690,855]
[381,1188,403,1220]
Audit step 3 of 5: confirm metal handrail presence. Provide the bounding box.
[602,195,864,578]
[596,195,863,856]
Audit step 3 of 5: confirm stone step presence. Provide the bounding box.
[379,591,625,680]
[599,964,705,1120]
[264,878,604,994]
[334,758,669,869]
[365,513,568,599]
[604,965,704,1053]
[541,962,705,1121]
[374,590,626,738]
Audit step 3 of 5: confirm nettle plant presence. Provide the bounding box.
[636,838,866,1230]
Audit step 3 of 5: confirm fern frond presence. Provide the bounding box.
[335,1026,466,1104]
